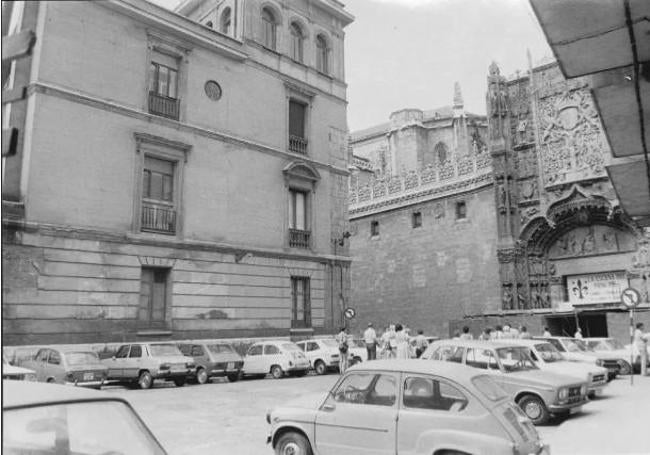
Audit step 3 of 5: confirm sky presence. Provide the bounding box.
[151,0,553,132]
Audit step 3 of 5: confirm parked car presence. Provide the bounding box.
[242,340,309,379]
[421,339,588,424]
[20,347,108,389]
[178,342,244,384]
[2,354,36,381]
[2,380,167,454]
[347,338,367,364]
[585,337,640,374]
[533,336,620,379]
[266,359,549,455]
[499,339,608,398]
[101,342,195,389]
[295,339,340,375]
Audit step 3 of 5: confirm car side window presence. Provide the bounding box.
[307,342,319,352]
[115,345,130,358]
[529,350,539,361]
[403,376,468,412]
[178,344,191,356]
[191,345,204,356]
[332,373,396,407]
[248,345,262,356]
[35,349,48,362]
[264,345,280,355]
[432,345,464,363]
[129,345,142,358]
[48,350,61,365]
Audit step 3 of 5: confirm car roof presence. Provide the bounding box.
[2,380,127,409]
[497,339,545,347]
[430,339,517,349]
[347,359,489,389]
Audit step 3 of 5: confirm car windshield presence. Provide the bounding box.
[65,352,100,366]
[3,400,165,455]
[495,347,538,372]
[563,339,588,352]
[207,344,236,354]
[149,344,182,357]
[599,339,624,350]
[321,340,339,348]
[471,375,509,401]
[281,343,300,352]
[534,343,564,362]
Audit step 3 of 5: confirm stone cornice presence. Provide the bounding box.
[349,172,493,219]
[29,82,350,177]
[2,219,352,265]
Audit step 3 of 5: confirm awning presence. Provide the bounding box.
[529,0,650,226]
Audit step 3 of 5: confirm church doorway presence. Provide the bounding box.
[544,312,608,338]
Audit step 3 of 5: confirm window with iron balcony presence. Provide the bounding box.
[289,99,308,154]
[141,156,177,234]
[148,51,180,120]
[289,189,310,248]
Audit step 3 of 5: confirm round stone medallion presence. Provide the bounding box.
[204,80,222,101]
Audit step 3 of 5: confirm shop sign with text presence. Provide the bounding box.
[567,272,627,306]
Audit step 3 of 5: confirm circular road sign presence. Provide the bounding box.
[344,308,356,320]
[620,288,641,308]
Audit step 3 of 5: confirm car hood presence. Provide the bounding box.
[591,349,628,360]
[2,364,35,375]
[540,360,607,378]
[505,368,585,387]
[278,392,327,411]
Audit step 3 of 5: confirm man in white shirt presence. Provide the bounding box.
[634,322,649,376]
[364,322,377,360]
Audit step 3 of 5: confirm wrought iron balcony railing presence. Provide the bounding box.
[289,228,310,248]
[289,135,308,154]
[148,92,180,120]
[141,202,176,234]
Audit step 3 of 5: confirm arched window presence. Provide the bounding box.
[220,7,231,35]
[316,34,328,73]
[290,22,304,62]
[435,142,448,164]
[261,7,277,50]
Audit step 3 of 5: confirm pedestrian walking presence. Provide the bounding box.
[459,326,473,340]
[414,330,428,358]
[395,324,410,359]
[335,327,349,373]
[519,326,532,339]
[388,324,397,358]
[574,327,583,339]
[633,322,650,376]
[543,327,551,337]
[364,322,377,360]
[491,325,504,340]
[502,323,515,339]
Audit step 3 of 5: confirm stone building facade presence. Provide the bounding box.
[1,0,354,345]
[349,67,650,341]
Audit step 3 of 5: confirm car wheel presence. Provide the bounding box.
[517,394,549,425]
[227,371,242,382]
[618,360,631,375]
[275,431,312,455]
[138,371,153,390]
[270,365,284,379]
[46,378,56,384]
[173,378,185,387]
[196,368,209,385]
[351,356,362,366]
[314,360,327,375]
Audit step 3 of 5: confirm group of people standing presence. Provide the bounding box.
[461,323,534,341]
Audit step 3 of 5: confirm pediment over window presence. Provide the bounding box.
[283,161,321,188]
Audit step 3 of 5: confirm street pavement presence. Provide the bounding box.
[104,373,650,455]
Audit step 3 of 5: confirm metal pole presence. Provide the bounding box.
[630,308,634,386]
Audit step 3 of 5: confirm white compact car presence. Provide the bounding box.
[500,339,608,397]
[295,339,340,375]
[242,341,310,379]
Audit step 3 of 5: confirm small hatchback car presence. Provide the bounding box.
[3,380,167,454]
[295,339,340,375]
[20,347,108,389]
[242,340,310,379]
[533,336,621,379]
[101,342,195,389]
[422,340,588,424]
[178,342,244,384]
[267,359,549,455]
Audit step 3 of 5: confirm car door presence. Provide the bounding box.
[124,344,144,378]
[315,371,398,455]
[307,341,321,364]
[31,349,49,382]
[264,344,282,372]
[46,350,65,383]
[295,342,309,365]
[244,345,263,374]
[397,374,472,455]
[106,345,130,379]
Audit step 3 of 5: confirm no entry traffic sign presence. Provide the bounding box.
[344,307,356,319]
[621,288,641,309]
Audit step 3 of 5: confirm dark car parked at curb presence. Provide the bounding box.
[178,342,244,384]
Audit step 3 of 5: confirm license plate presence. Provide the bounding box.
[83,373,94,381]
[227,362,234,370]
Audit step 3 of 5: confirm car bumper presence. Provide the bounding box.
[286,363,310,371]
[209,368,241,377]
[154,370,192,379]
[548,398,588,413]
[64,380,105,388]
[588,383,607,395]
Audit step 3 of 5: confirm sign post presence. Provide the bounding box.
[620,287,641,386]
